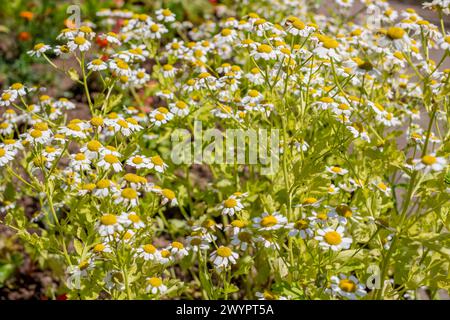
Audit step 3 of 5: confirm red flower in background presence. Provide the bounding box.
[96,35,109,48]
[56,293,68,300]
[18,31,32,41]
[20,11,34,21]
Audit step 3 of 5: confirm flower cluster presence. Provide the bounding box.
[0,0,448,300]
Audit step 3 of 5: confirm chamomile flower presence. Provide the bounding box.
[137,244,160,261]
[299,197,322,208]
[287,219,314,239]
[69,259,94,278]
[28,43,51,57]
[8,83,28,96]
[160,188,178,206]
[0,91,17,107]
[94,179,116,197]
[330,204,359,225]
[330,274,367,300]
[146,277,167,295]
[186,235,210,252]
[98,214,123,237]
[126,155,150,169]
[161,64,177,77]
[149,107,173,126]
[148,23,168,39]
[230,230,254,251]
[87,58,108,71]
[148,155,168,173]
[80,140,103,159]
[315,226,352,251]
[326,166,349,176]
[93,242,112,254]
[169,100,190,116]
[115,187,140,207]
[219,196,244,216]
[97,153,122,172]
[255,290,288,300]
[210,246,238,269]
[156,9,176,22]
[413,154,447,172]
[0,147,15,167]
[372,181,392,196]
[251,44,277,60]
[67,36,91,52]
[169,241,189,258]
[69,153,91,171]
[253,212,287,231]
[59,122,87,139]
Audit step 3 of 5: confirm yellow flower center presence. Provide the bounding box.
[104,154,119,164]
[303,197,317,205]
[94,244,105,253]
[67,123,81,131]
[162,189,175,200]
[121,188,137,199]
[336,205,352,218]
[162,9,172,16]
[175,101,187,109]
[74,36,87,45]
[75,153,86,161]
[231,219,246,228]
[30,129,42,138]
[11,83,23,90]
[150,24,160,32]
[261,215,278,227]
[377,182,387,191]
[143,244,156,253]
[294,219,308,230]
[128,214,140,223]
[216,246,232,257]
[339,279,357,293]
[151,155,164,166]
[96,179,110,189]
[257,44,273,53]
[221,28,232,36]
[421,155,437,165]
[78,260,89,270]
[224,198,237,208]
[172,241,184,249]
[387,27,405,40]
[155,113,165,121]
[101,214,117,225]
[91,116,104,126]
[322,38,339,49]
[148,277,162,287]
[324,231,342,245]
[331,166,342,173]
[132,156,143,164]
[87,140,102,152]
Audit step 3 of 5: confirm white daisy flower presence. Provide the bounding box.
[28,43,51,57]
[253,212,288,231]
[219,196,244,216]
[97,214,123,237]
[315,226,352,251]
[330,274,367,300]
[413,154,447,172]
[210,246,239,269]
[137,244,160,261]
[67,36,91,52]
[97,154,122,172]
[146,277,167,295]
